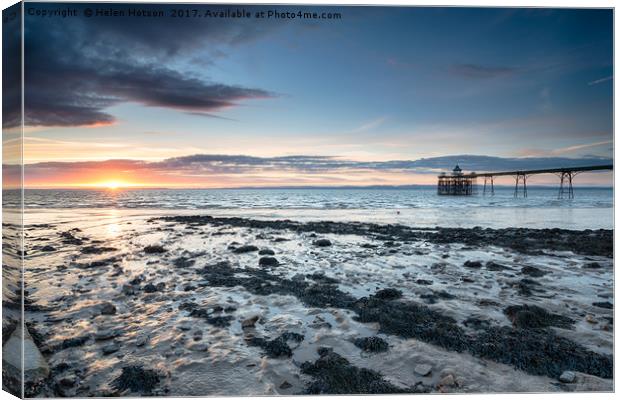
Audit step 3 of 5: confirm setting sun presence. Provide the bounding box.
[99,180,128,190]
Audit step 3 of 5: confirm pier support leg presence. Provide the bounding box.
[483,176,495,196]
[558,171,576,199]
[514,173,527,198]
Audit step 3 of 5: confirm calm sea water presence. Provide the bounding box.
[7,187,615,229]
[18,187,613,209]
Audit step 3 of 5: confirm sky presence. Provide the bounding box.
[3,4,614,188]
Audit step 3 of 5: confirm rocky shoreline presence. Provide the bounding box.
[156,215,614,257]
[10,213,614,396]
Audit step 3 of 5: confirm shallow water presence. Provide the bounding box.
[22,209,613,396]
[13,186,615,230]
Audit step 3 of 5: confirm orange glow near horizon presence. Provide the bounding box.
[21,168,614,190]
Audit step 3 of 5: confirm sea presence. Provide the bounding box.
[10,186,613,230]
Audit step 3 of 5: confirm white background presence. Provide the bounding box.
[0,0,616,399]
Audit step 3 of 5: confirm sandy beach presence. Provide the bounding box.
[8,209,613,396]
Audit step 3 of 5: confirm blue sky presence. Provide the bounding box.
[10,4,613,186]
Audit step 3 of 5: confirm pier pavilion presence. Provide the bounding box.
[437,165,476,195]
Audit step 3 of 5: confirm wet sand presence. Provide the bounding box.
[15,210,613,396]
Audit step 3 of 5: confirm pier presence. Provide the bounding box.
[437,164,613,198]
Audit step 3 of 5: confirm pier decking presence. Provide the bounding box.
[437,164,613,198]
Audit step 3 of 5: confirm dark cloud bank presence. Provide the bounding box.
[22,154,613,182]
[5,4,280,128]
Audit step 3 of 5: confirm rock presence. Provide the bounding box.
[100,302,117,315]
[122,284,137,295]
[144,245,166,254]
[313,239,332,247]
[416,279,433,285]
[464,260,482,269]
[177,324,192,331]
[187,342,209,352]
[374,288,402,300]
[102,342,120,355]
[504,304,574,329]
[414,364,432,377]
[135,335,148,347]
[173,257,195,268]
[463,317,491,330]
[438,374,455,387]
[58,374,77,387]
[258,249,275,255]
[300,347,420,394]
[81,245,118,254]
[279,381,292,390]
[111,366,160,394]
[143,283,158,293]
[241,315,260,329]
[95,329,121,341]
[246,332,304,358]
[486,261,510,271]
[559,371,576,383]
[586,314,597,324]
[420,290,455,304]
[592,301,613,309]
[353,336,389,352]
[233,245,259,254]
[259,256,279,267]
[521,266,548,277]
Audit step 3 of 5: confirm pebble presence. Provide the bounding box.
[414,364,432,376]
[241,315,260,329]
[95,329,121,341]
[143,283,158,293]
[58,374,77,387]
[233,245,259,254]
[102,342,120,355]
[464,260,482,269]
[438,374,455,387]
[559,371,576,383]
[135,335,148,346]
[187,342,209,352]
[313,239,332,247]
[100,302,117,315]
[258,257,279,267]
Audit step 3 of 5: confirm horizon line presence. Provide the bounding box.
[18,183,614,191]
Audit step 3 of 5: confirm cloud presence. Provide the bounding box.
[450,63,517,79]
[519,140,613,158]
[18,153,613,185]
[2,5,21,129]
[588,76,613,86]
[348,117,387,133]
[5,4,280,128]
